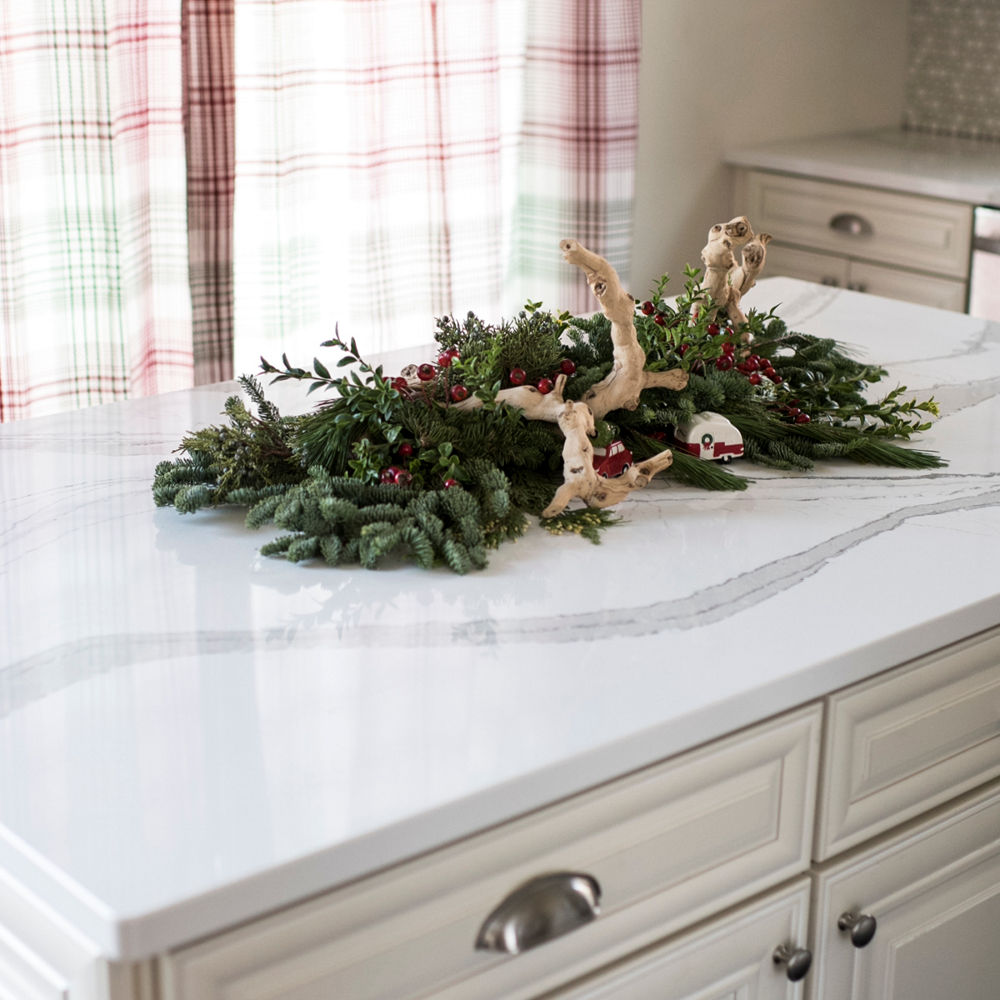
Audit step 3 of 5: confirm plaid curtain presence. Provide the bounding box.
[182,0,235,384]
[0,0,193,421]
[232,0,641,376]
[1,0,639,419]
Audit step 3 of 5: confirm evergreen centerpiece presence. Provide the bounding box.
[153,222,941,574]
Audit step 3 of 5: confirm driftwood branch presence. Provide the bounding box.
[560,239,687,420]
[541,400,675,517]
[451,373,568,421]
[693,218,771,340]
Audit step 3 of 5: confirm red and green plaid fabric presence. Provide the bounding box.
[1,0,638,419]
[183,0,235,385]
[0,0,193,421]
[232,0,640,375]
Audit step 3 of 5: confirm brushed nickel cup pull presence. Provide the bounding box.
[829,212,874,237]
[475,872,601,955]
[773,943,813,982]
[838,911,877,947]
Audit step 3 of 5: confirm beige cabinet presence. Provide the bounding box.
[733,170,973,312]
[551,879,813,1000]
[3,627,999,1000]
[809,786,1000,1000]
[159,708,822,1000]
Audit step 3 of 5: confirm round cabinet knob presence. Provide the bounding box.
[773,943,812,981]
[838,911,877,948]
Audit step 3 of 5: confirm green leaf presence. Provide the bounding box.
[314,358,331,379]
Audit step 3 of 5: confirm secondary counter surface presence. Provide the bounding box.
[2,278,1000,960]
[725,128,1000,205]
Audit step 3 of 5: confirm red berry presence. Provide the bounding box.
[795,413,811,424]
[769,373,783,384]
[725,326,735,337]
[654,314,666,326]
[758,357,771,370]
[394,468,413,486]
[736,361,751,374]
[722,341,736,355]
[678,343,690,356]
[715,355,734,371]
[446,347,461,360]
[391,376,408,391]
[443,478,460,489]
[536,377,554,395]
[641,300,655,315]
[397,442,414,459]
[786,407,801,417]
[509,367,526,385]
[380,466,400,484]
[417,363,436,381]
[449,384,469,402]
[707,323,721,336]
[745,355,760,371]
[748,372,762,385]
[437,352,453,368]
[559,358,576,375]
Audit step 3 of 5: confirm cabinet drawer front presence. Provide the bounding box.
[764,244,848,288]
[742,170,972,278]
[847,260,967,311]
[816,626,1000,860]
[161,707,820,1000]
[551,879,811,1000]
[810,783,1000,1000]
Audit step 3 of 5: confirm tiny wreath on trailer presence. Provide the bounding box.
[152,217,942,574]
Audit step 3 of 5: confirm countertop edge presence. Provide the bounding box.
[47,594,999,961]
[725,130,1000,206]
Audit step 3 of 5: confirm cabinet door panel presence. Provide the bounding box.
[0,925,67,1000]
[810,783,1000,1000]
[551,880,810,1000]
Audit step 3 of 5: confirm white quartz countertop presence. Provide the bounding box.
[726,128,1000,205]
[3,279,1000,961]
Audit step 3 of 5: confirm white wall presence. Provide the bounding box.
[631,0,910,295]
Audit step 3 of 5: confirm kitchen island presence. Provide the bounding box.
[2,278,999,999]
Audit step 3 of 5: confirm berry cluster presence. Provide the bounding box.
[394,347,472,403]
[735,353,781,385]
[378,440,462,488]
[779,401,811,424]
[509,357,575,394]
[640,300,681,329]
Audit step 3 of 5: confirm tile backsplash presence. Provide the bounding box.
[903,0,1000,141]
